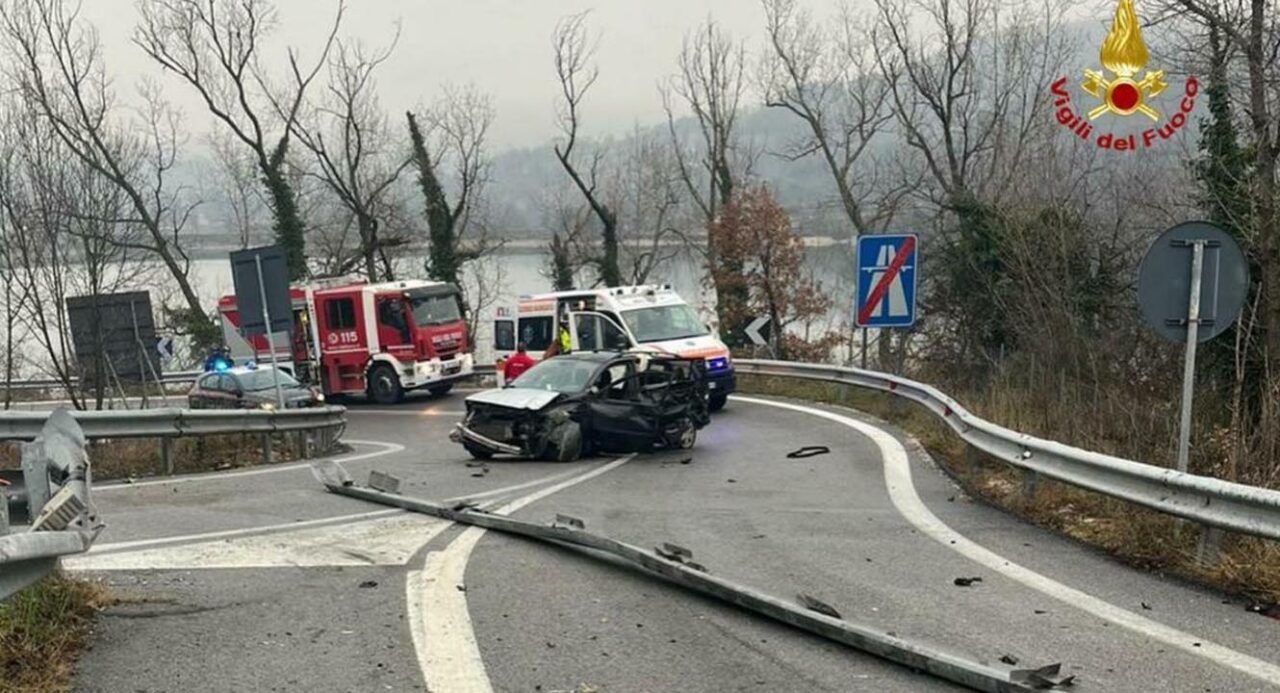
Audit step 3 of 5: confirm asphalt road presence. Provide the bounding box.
[64,392,1280,692]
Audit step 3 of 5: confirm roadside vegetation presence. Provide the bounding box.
[0,434,315,481]
[0,573,109,693]
[742,375,1280,607]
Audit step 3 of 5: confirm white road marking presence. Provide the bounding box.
[733,395,1280,685]
[410,455,637,693]
[75,466,596,564]
[95,439,405,492]
[67,513,449,570]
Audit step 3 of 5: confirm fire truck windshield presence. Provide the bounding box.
[410,293,462,327]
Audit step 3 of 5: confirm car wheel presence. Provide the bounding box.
[462,441,495,460]
[708,394,728,412]
[367,364,404,405]
[546,422,583,462]
[427,383,454,396]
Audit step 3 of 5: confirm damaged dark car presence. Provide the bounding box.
[450,352,711,461]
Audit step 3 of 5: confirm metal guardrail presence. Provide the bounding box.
[736,360,1280,549]
[3,370,203,392]
[0,406,347,442]
[1,411,103,602]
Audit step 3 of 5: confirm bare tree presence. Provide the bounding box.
[613,131,683,285]
[407,84,496,296]
[551,11,622,287]
[292,34,412,281]
[0,0,207,341]
[134,0,345,280]
[209,129,266,249]
[662,19,752,345]
[761,0,915,235]
[870,0,1068,205]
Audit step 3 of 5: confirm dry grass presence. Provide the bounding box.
[0,434,308,481]
[741,374,1280,605]
[0,573,111,693]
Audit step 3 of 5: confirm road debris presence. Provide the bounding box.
[796,593,841,619]
[358,580,378,589]
[1000,654,1019,665]
[953,577,983,587]
[786,446,831,459]
[679,457,693,465]
[368,471,401,494]
[1141,602,1152,610]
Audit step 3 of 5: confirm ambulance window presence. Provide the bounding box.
[519,316,553,351]
[494,320,515,351]
[325,298,356,329]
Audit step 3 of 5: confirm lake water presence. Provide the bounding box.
[11,244,860,377]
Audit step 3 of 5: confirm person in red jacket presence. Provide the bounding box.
[503,342,536,383]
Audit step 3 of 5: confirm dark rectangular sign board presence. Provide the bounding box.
[66,291,159,383]
[230,245,292,337]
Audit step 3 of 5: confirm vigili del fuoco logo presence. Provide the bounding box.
[1051,0,1198,151]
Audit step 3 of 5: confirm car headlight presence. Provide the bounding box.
[315,393,326,403]
[260,402,276,412]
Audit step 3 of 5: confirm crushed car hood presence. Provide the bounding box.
[467,388,562,411]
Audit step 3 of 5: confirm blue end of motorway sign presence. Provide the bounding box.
[855,234,918,328]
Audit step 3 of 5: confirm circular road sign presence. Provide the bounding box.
[1137,221,1249,343]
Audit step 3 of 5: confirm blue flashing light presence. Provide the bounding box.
[708,357,729,372]
[213,358,231,372]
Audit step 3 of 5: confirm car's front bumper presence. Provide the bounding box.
[706,367,735,396]
[450,423,523,455]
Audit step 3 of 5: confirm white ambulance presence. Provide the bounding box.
[492,285,735,411]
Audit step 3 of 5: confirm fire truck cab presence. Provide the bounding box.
[219,279,474,404]
[492,285,735,411]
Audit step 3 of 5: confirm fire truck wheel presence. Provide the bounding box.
[367,364,404,405]
[427,383,454,396]
[708,394,728,412]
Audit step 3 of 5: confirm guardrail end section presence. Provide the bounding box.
[311,459,353,489]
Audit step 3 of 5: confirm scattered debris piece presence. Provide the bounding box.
[679,457,693,465]
[451,501,480,512]
[655,542,693,562]
[215,462,233,471]
[1033,610,1047,615]
[358,580,378,589]
[554,514,586,530]
[368,470,401,494]
[1141,602,1152,611]
[455,584,467,593]
[999,654,1019,666]
[953,577,983,587]
[1009,663,1074,688]
[786,446,831,459]
[727,478,737,483]
[946,495,955,502]
[797,593,841,619]
[464,461,486,468]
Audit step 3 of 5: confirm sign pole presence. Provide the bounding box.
[1175,241,1206,474]
[255,254,286,408]
[860,328,868,370]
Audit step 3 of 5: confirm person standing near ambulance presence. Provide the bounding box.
[503,342,536,382]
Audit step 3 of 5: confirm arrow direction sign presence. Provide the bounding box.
[156,335,176,363]
[745,316,771,346]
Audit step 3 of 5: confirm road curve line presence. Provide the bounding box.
[83,467,593,557]
[95,439,405,492]
[409,455,638,693]
[733,395,1280,685]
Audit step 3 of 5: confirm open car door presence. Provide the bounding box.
[585,358,657,452]
[569,311,633,352]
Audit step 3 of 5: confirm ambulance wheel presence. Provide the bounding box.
[367,365,404,405]
[427,383,454,396]
[708,394,728,412]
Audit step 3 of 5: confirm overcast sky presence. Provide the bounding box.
[79,0,803,151]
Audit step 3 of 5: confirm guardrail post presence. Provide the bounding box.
[1,486,9,535]
[1196,525,1223,567]
[20,439,51,519]
[161,437,174,475]
[1021,470,1040,502]
[261,433,273,465]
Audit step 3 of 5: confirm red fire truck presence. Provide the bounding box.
[218,279,474,404]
